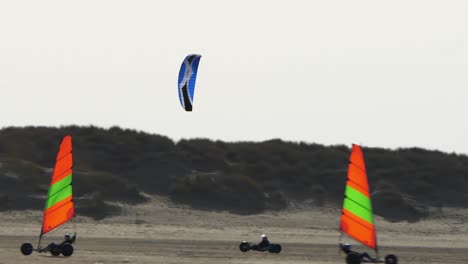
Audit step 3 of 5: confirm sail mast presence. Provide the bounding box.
[37,234,42,249]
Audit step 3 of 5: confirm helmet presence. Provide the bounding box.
[342,243,351,251]
[65,233,71,240]
[261,234,268,240]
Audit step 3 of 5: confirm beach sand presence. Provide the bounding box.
[1,196,467,263]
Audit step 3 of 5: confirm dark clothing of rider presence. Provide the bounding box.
[45,233,76,251]
[358,252,373,262]
[258,238,270,248]
[340,243,373,262]
[62,234,75,245]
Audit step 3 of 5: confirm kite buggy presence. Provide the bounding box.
[239,234,282,253]
[20,135,77,257]
[340,243,397,264]
[21,233,76,256]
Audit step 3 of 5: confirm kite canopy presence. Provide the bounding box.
[178,54,202,111]
[340,144,377,250]
[41,135,74,235]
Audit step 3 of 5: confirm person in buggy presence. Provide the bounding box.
[44,232,77,251]
[257,234,270,249]
[340,243,375,262]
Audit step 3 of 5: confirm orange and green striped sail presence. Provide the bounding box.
[41,135,75,235]
[340,144,377,249]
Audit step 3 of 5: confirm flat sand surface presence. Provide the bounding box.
[2,236,468,264]
[1,197,467,263]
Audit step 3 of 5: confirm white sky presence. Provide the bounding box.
[0,1,467,154]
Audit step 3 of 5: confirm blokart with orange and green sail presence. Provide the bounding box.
[339,144,398,264]
[20,135,77,257]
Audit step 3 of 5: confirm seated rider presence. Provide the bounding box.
[340,243,374,262]
[258,234,270,249]
[61,233,76,245]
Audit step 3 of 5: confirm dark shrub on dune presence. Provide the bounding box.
[0,126,467,221]
[169,171,276,214]
[373,188,427,223]
[77,192,121,220]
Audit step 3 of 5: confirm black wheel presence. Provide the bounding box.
[268,244,282,253]
[239,242,250,252]
[20,243,33,255]
[385,254,398,264]
[51,247,61,256]
[61,243,74,257]
[48,244,60,256]
[346,252,362,264]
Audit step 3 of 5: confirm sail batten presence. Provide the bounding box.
[44,196,73,215]
[41,135,75,236]
[340,144,377,250]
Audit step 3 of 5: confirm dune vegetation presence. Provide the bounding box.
[0,126,467,221]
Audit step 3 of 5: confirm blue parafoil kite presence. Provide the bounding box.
[178,54,202,111]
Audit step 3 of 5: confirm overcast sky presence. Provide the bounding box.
[0,1,467,154]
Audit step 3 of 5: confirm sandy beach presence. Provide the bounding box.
[1,197,467,263]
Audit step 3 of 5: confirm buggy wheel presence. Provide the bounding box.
[50,245,61,256]
[239,242,250,252]
[385,254,398,264]
[20,243,33,255]
[346,252,361,264]
[61,243,74,257]
[268,244,282,253]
